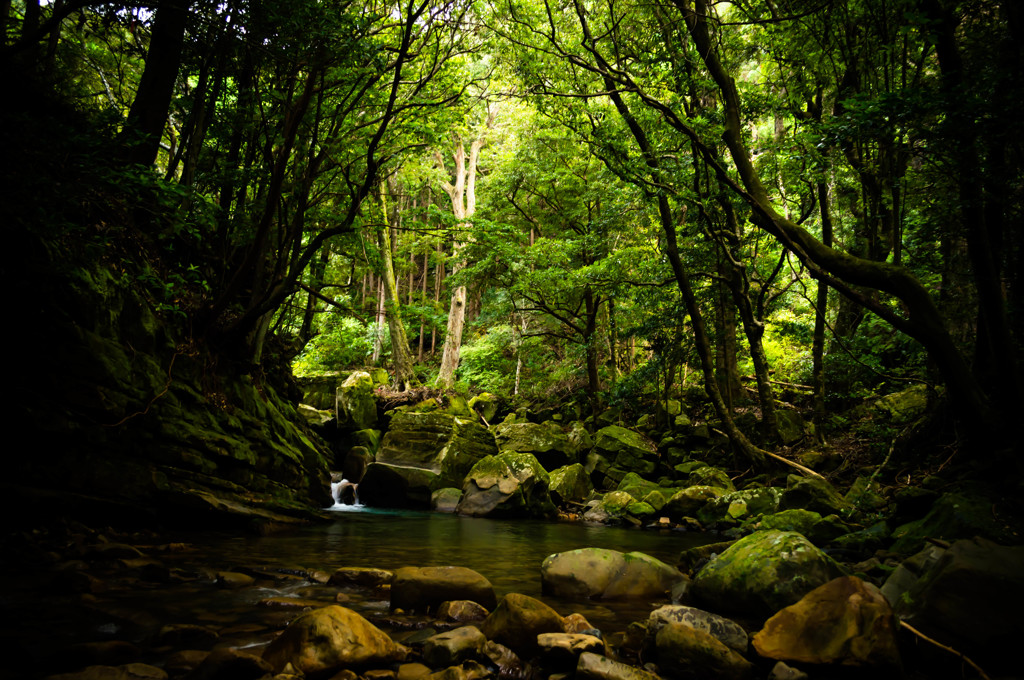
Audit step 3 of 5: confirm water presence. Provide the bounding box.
[183,508,717,630]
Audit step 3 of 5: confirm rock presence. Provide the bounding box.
[262,605,405,674]
[480,593,565,657]
[299,403,334,427]
[480,641,523,679]
[432,488,463,513]
[615,473,668,501]
[351,428,383,453]
[697,487,783,526]
[575,652,660,680]
[549,464,595,505]
[468,393,499,423]
[359,462,439,508]
[84,543,145,560]
[647,605,747,653]
[662,486,726,520]
[329,567,394,587]
[654,623,755,679]
[882,537,1024,669]
[685,467,734,492]
[537,633,605,669]
[775,410,805,445]
[44,664,168,680]
[457,452,557,519]
[375,411,498,490]
[844,476,888,512]
[677,541,736,575]
[492,422,574,471]
[693,530,845,617]
[592,426,659,484]
[561,612,597,634]
[768,661,808,680]
[582,490,635,522]
[567,421,594,456]
[391,566,496,612]
[828,521,891,555]
[187,648,274,680]
[888,492,1011,555]
[339,371,378,430]
[422,626,487,667]
[752,576,901,669]
[436,600,489,623]
[398,663,433,680]
[157,624,218,648]
[872,384,930,423]
[779,475,851,517]
[341,446,372,484]
[216,571,255,589]
[541,548,685,599]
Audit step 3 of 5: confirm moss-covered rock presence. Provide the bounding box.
[693,530,845,617]
[468,393,499,422]
[541,548,685,600]
[888,492,1011,555]
[549,464,594,505]
[663,486,726,520]
[493,422,574,471]
[697,487,783,527]
[779,475,852,517]
[339,371,377,430]
[872,384,930,424]
[457,451,557,519]
[686,467,735,492]
[593,426,660,485]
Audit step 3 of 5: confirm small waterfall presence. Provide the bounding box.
[329,478,363,510]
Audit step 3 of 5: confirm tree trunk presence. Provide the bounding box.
[120,0,191,167]
[378,190,415,389]
[812,181,833,433]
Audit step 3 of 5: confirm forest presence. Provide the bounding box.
[3,0,1024,678]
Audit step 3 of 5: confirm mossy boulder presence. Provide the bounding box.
[872,384,930,424]
[686,467,734,492]
[457,451,557,519]
[339,371,377,430]
[697,487,783,526]
[844,476,888,512]
[480,593,566,657]
[359,463,438,509]
[593,425,659,481]
[888,492,1011,555]
[468,393,499,422]
[541,548,685,600]
[774,410,805,445]
[779,475,852,517]
[744,509,849,546]
[549,464,594,505]
[375,411,497,491]
[616,472,676,502]
[493,422,575,471]
[693,530,845,617]
[663,486,726,520]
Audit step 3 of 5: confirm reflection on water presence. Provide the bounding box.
[188,509,717,629]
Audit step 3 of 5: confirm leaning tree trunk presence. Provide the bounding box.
[378,188,414,389]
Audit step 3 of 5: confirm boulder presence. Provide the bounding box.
[576,652,660,680]
[747,509,848,546]
[339,371,377,430]
[654,623,755,680]
[261,605,405,674]
[752,576,900,669]
[187,648,274,680]
[693,530,845,617]
[376,411,498,490]
[541,548,685,600]
[436,600,490,623]
[697,487,783,526]
[844,476,888,512]
[646,605,747,654]
[492,422,574,471]
[341,446,372,484]
[774,410,805,445]
[871,384,930,423]
[663,486,726,520]
[779,475,851,517]
[431,488,462,513]
[685,467,734,492]
[421,626,487,667]
[391,566,496,612]
[480,593,566,657]
[592,426,659,484]
[457,452,557,519]
[882,537,1024,669]
[888,492,1011,555]
[537,633,605,669]
[549,464,594,505]
[359,463,438,509]
[567,421,594,456]
[329,567,394,588]
[468,393,499,423]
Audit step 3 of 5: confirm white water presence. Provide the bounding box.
[329,478,364,511]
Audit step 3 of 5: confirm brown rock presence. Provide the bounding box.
[561,613,597,634]
[262,605,406,674]
[654,623,754,679]
[421,626,486,667]
[329,567,394,588]
[391,567,495,612]
[436,600,489,623]
[187,648,273,680]
[537,633,605,669]
[480,593,564,657]
[752,576,900,668]
[575,653,660,680]
[216,571,255,589]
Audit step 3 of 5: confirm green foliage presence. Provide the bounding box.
[293,316,374,374]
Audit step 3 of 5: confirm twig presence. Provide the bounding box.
[900,621,990,680]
